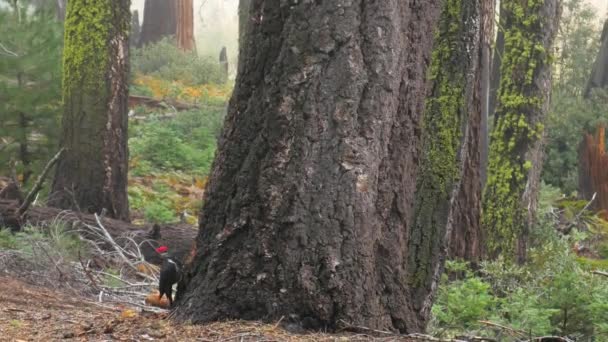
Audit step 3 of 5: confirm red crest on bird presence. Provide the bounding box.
[156,246,168,254]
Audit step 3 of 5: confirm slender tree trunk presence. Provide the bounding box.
[489,23,504,121]
[447,0,494,263]
[174,0,442,333]
[219,46,228,82]
[49,0,131,221]
[130,10,141,48]
[138,0,176,47]
[176,0,195,52]
[480,0,497,189]
[55,0,66,21]
[482,0,561,263]
[584,20,608,97]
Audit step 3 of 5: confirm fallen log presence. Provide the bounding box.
[0,199,196,265]
[128,94,200,111]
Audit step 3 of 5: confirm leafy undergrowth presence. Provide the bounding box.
[128,75,229,225]
[430,184,608,341]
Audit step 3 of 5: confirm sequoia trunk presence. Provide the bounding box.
[49,0,131,221]
[174,0,441,333]
[176,0,195,52]
[138,0,176,47]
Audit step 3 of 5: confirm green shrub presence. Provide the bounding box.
[143,200,176,224]
[131,38,224,85]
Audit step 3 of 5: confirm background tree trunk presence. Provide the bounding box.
[49,0,131,221]
[482,0,561,263]
[584,20,608,97]
[447,0,494,263]
[55,0,67,21]
[578,125,608,218]
[130,10,141,48]
[480,0,498,189]
[488,17,505,121]
[174,0,441,333]
[138,0,176,47]
[176,0,195,52]
[219,46,228,82]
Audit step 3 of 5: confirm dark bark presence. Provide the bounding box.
[49,1,131,221]
[237,0,251,74]
[176,0,195,52]
[219,46,228,82]
[482,0,561,263]
[584,20,608,97]
[448,0,493,263]
[17,112,32,185]
[174,0,442,333]
[138,0,176,47]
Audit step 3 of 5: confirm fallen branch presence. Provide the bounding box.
[17,148,65,216]
[128,95,201,111]
[523,337,574,342]
[478,320,527,338]
[592,270,608,278]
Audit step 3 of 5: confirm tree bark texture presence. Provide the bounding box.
[584,20,608,97]
[578,125,608,219]
[237,0,251,74]
[174,0,441,333]
[482,0,561,263]
[138,0,176,47]
[479,0,497,189]
[176,0,195,52]
[446,0,490,263]
[50,0,131,221]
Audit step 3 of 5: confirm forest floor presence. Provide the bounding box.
[0,277,421,342]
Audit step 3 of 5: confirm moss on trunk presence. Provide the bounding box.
[482,0,560,262]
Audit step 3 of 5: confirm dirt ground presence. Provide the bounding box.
[0,277,422,341]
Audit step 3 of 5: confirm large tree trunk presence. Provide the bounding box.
[584,20,608,97]
[482,0,561,263]
[49,0,131,221]
[237,0,251,70]
[176,0,195,52]
[447,0,494,263]
[138,0,176,47]
[174,0,442,333]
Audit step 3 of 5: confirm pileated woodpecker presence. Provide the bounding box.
[155,246,182,307]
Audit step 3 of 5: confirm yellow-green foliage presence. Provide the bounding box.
[483,0,550,260]
[408,0,468,286]
[62,2,112,98]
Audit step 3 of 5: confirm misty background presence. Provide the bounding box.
[132,0,239,78]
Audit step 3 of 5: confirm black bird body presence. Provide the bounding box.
[158,254,181,307]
